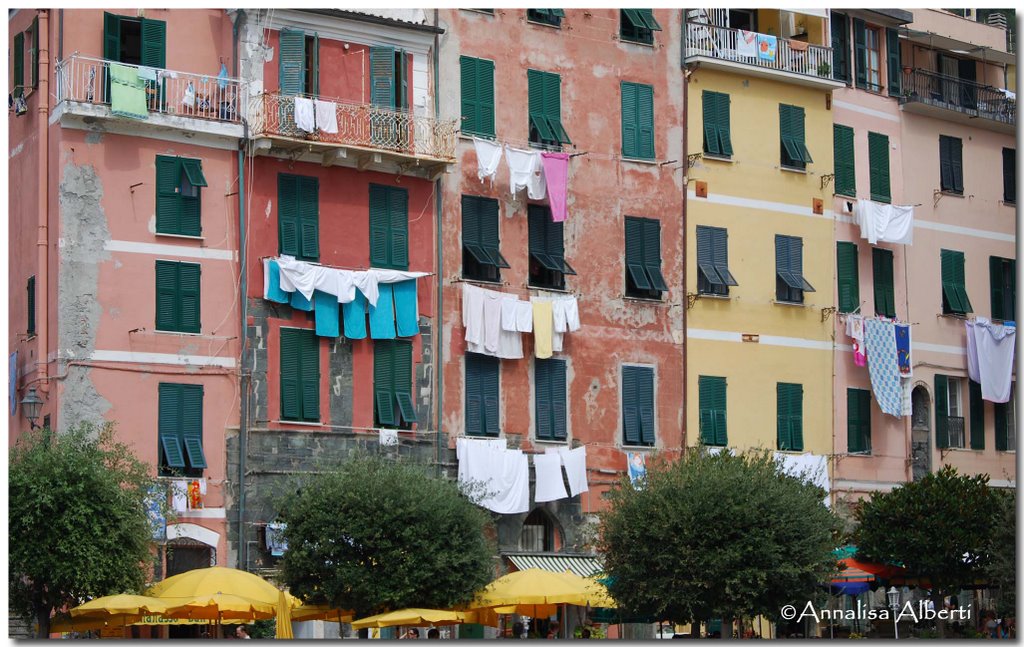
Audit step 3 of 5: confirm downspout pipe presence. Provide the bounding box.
[432,8,444,478]
[37,9,51,396]
[680,9,688,451]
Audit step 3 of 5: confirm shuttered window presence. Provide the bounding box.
[28,17,38,89]
[776,383,804,452]
[1003,147,1016,204]
[622,365,655,447]
[853,18,868,90]
[934,374,949,449]
[939,135,964,194]
[26,275,36,336]
[969,380,985,450]
[103,13,166,69]
[886,28,901,96]
[847,388,871,453]
[940,249,972,315]
[369,184,409,270]
[872,247,896,318]
[374,340,417,429]
[463,195,508,282]
[158,383,205,475]
[528,205,575,290]
[156,155,206,236]
[696,225,737,296]
[779,104,812,170]
[155,261,201,333]
[280,328,320,423]
[535,358,567,441]
[776,235,815,304]
[528,69,571,147]
[702,90,733,158]
[994,386,1016,451]
[989,256,1016,322]
[527,9,565,27]
[278,173,319,261]
[465,352,500,437]
[836,242,860,314]
[625,216,667,299]
[460,56,495,137]
[833,124,856,197]
[279,28,306,95]
[12,32,24,98]
[620,9,661,45]
[698,376,727,447]
[831,12,851,83]
[868,132,891,203]
[935,375,967,449]
[621,82,655,160]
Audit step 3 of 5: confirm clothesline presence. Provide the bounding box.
[258,255,435,276]
[449,278,586,301]
[460,133,677,165]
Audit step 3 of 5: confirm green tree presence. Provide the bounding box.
[854,466,1001,629]
[279,456,494,617]
[984,489,1015,617]
[597,449,840,632]
[9,423,160,638]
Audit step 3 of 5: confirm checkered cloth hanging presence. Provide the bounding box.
[865,319,904,417]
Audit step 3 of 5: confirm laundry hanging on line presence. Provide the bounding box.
[854,200,915,246]
[966,317,1016,403]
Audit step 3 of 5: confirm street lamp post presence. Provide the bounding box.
[887,586,900,640]
[19,387,44,429]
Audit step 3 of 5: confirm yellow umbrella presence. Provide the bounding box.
[350,608,479,629]
[52,613,143,633]
[70,594,170,618]
[292,603,354,623]
[276,590,294,639]
[489,603,560,617]
[162,593,277,621]
[469,568,594,608]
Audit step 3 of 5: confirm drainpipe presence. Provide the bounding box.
[432,8,444,478]
[680,9,688,451]
[37,9,51,396]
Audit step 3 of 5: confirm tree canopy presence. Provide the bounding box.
[854,465,1002,602]
[9,423,159,638]
[279,456,495,618]
[597,449,840,626]
[984,489,1015,617]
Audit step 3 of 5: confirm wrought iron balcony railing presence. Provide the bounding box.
[943,416,966,449]
[684,21,835,82]
[900,68,1015,127]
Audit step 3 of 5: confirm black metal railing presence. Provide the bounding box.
[944,416,966,449]
[901,68,1015,126]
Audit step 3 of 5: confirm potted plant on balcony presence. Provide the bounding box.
[817,61,831,78]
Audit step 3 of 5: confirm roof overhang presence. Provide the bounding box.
[504,553,603,578]
[901,28,1015,65]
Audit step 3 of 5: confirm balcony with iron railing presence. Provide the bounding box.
[942,416,966,449]
[900,68,1015,134]
[247,92,459,178]
[684,19,843,89]
[53,54,245,139]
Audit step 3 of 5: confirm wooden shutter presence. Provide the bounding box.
[461,56,479,135]
[935,374,949,449]
[695,226,714,283]
[853,18,868,89]
[181,384,206,469]
[279,29,306,96]
[1003,148,1015,204]
[625,217,650,291]
[872,248,895,318]
[155,156,182,234]
[836,242,860,314]
[702,91,719,156]
[375,341,396,426]
[712,228,736,286]
[394,341,417,424]
[833,125,856,197]
[280,329,302,421]
[103,12,121,63]
[178,262,201,334]
[278,174,300,257]
[308,33,320,96]
[29,17,38,88]
[832,12,850,83]
[155,261,178,331]
[12,32,24,97]
[479,198,506,268]
[369,184,390,268]
[299,329,319,422]
[941,249,960,313]
[868,132,891,203]
[622,367,640,445]
[949,137,964,193]
[789,384,804,451]
[158,384,186,469]
[621,82,638,158]
[994,401,1008,451]
[389,186,409,270]
[465,354,482,436]
[180,160,203,237]
[886,28,901,95]
[969,380,985,450]
[477,58,495,137]
[777,383,790,450]
[140,18,166,69]
[991,256,1014,321]
[775,235,792,290]
[544,71,562,139]
[637,83,655,159]
[535,359,552,440]
[26,275,35,336]
[527,69,555,141]
[778,383,803,451]
[370,46,396,108]
[952,250,972,313]
[698,376,727,446]
[298,176,320,260]
[642,219,667,292]
[847,388,870,453]
[939,136,954,192]
[551,359,567,440]
[637,367,655,446]
[462,194,481,263]
[715,92,732,157]
[482,355,500,436]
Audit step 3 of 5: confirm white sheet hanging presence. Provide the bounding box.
[854,199,914,245]
[533,452,568,503]
[473,137,504,184]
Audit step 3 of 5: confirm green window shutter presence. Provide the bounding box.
[370,46,396,108]
[278,174,300,257]
[460,56,478,134]
[939,136,953,192]
[375,341,396,427]
[543,72,571,145]
[702,91,720,156]
[621,82,638,158]
[551,358,567,440]
[636,84,655,159]
[847,388,871,453]
[465,353,482,435]
[941,249,972,315]
[179,159,205,237]
[158,384,186,470]
[12,32,24,98]
[177,262,201,334]
[853,18,868,89]
[831,12,850,83]
[780,104,809,166]
[989,256,1005,320]
[309,33,320,96]
[103,12,121,62]
[793,106,811,162]
[642,219,667,292]
[155,261,178,331]
[279,329,302,421]
[868,132,891,203]
[715,91,732,157]
[712,228,736,286]
[369,184,390,268]
[140,18,166,69]
[637,367,655,446]
[181,384,206,469]
[279,29,306,96]
[1003,148,1016,204]
[482,355,500,436]
[624,217,650,291]
[833,125,856,197]
[696,226,719,289]
[969,380,985,450]
[778,383,804,451]
[622,366,640,445]
[299,329,320,422]
[156,156,182,234]
[479,198,507,269]
[388,186,409,270]
[466,353,499,437]
[940,136,964,193]
[777,383,790,450]
[789,384,804,451]
[872,248,895,318]
[527,69,555,142]
[886,28,901,96]
[836,242,860,314]
[29,17,38,89]
[26,275,35,336]
[462,195,482,266]
[477,58,495,137]
[394,341,417,424]
[994,401,1008,451]
[535,359,553,439]
[298,176,320,261]
[698,376,727,447]
[935,374,949,449]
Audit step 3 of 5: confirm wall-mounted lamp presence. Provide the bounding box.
[20,387,43,429]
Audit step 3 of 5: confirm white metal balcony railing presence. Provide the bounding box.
[249,92,459,163]
[685,22,835,80]
[54,54,244,125]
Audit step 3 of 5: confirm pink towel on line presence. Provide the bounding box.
[541,152,570,223]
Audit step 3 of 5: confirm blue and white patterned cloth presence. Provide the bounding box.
[865,319,904,417]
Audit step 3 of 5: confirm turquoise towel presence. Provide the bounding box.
[313,290,340,337]
[265,261,290,304]
[109,63,149,120]
[343,291,367,340]
[393,280,419,337]
[369,284,397,340]
[290,290,313,311]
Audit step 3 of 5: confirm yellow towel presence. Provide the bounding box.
[532,300,553,359]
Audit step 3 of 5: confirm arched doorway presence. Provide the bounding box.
[911,385,931,481]
[519,508,561,553]
[166,537,214,577]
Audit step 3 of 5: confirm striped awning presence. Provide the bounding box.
[504,553,603,578]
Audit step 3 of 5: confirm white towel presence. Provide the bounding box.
[294,97,315,133]
[527,153,547,201]
[505,147,538,197]
[552,330,564,352]
[171,480,189,513]
[553,299,569,334]
[533,452,569,503]
[855,199,915,245]
[482,289,504,354]
[515,301,533,333]
[473,137,504,184]
[501,297,520,333]
[737,29,758,58]
[314,99,338,134]
[551,446,589,497]
[463,283,486,347]
[379,429,398,447]
[973,318,1016,403]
